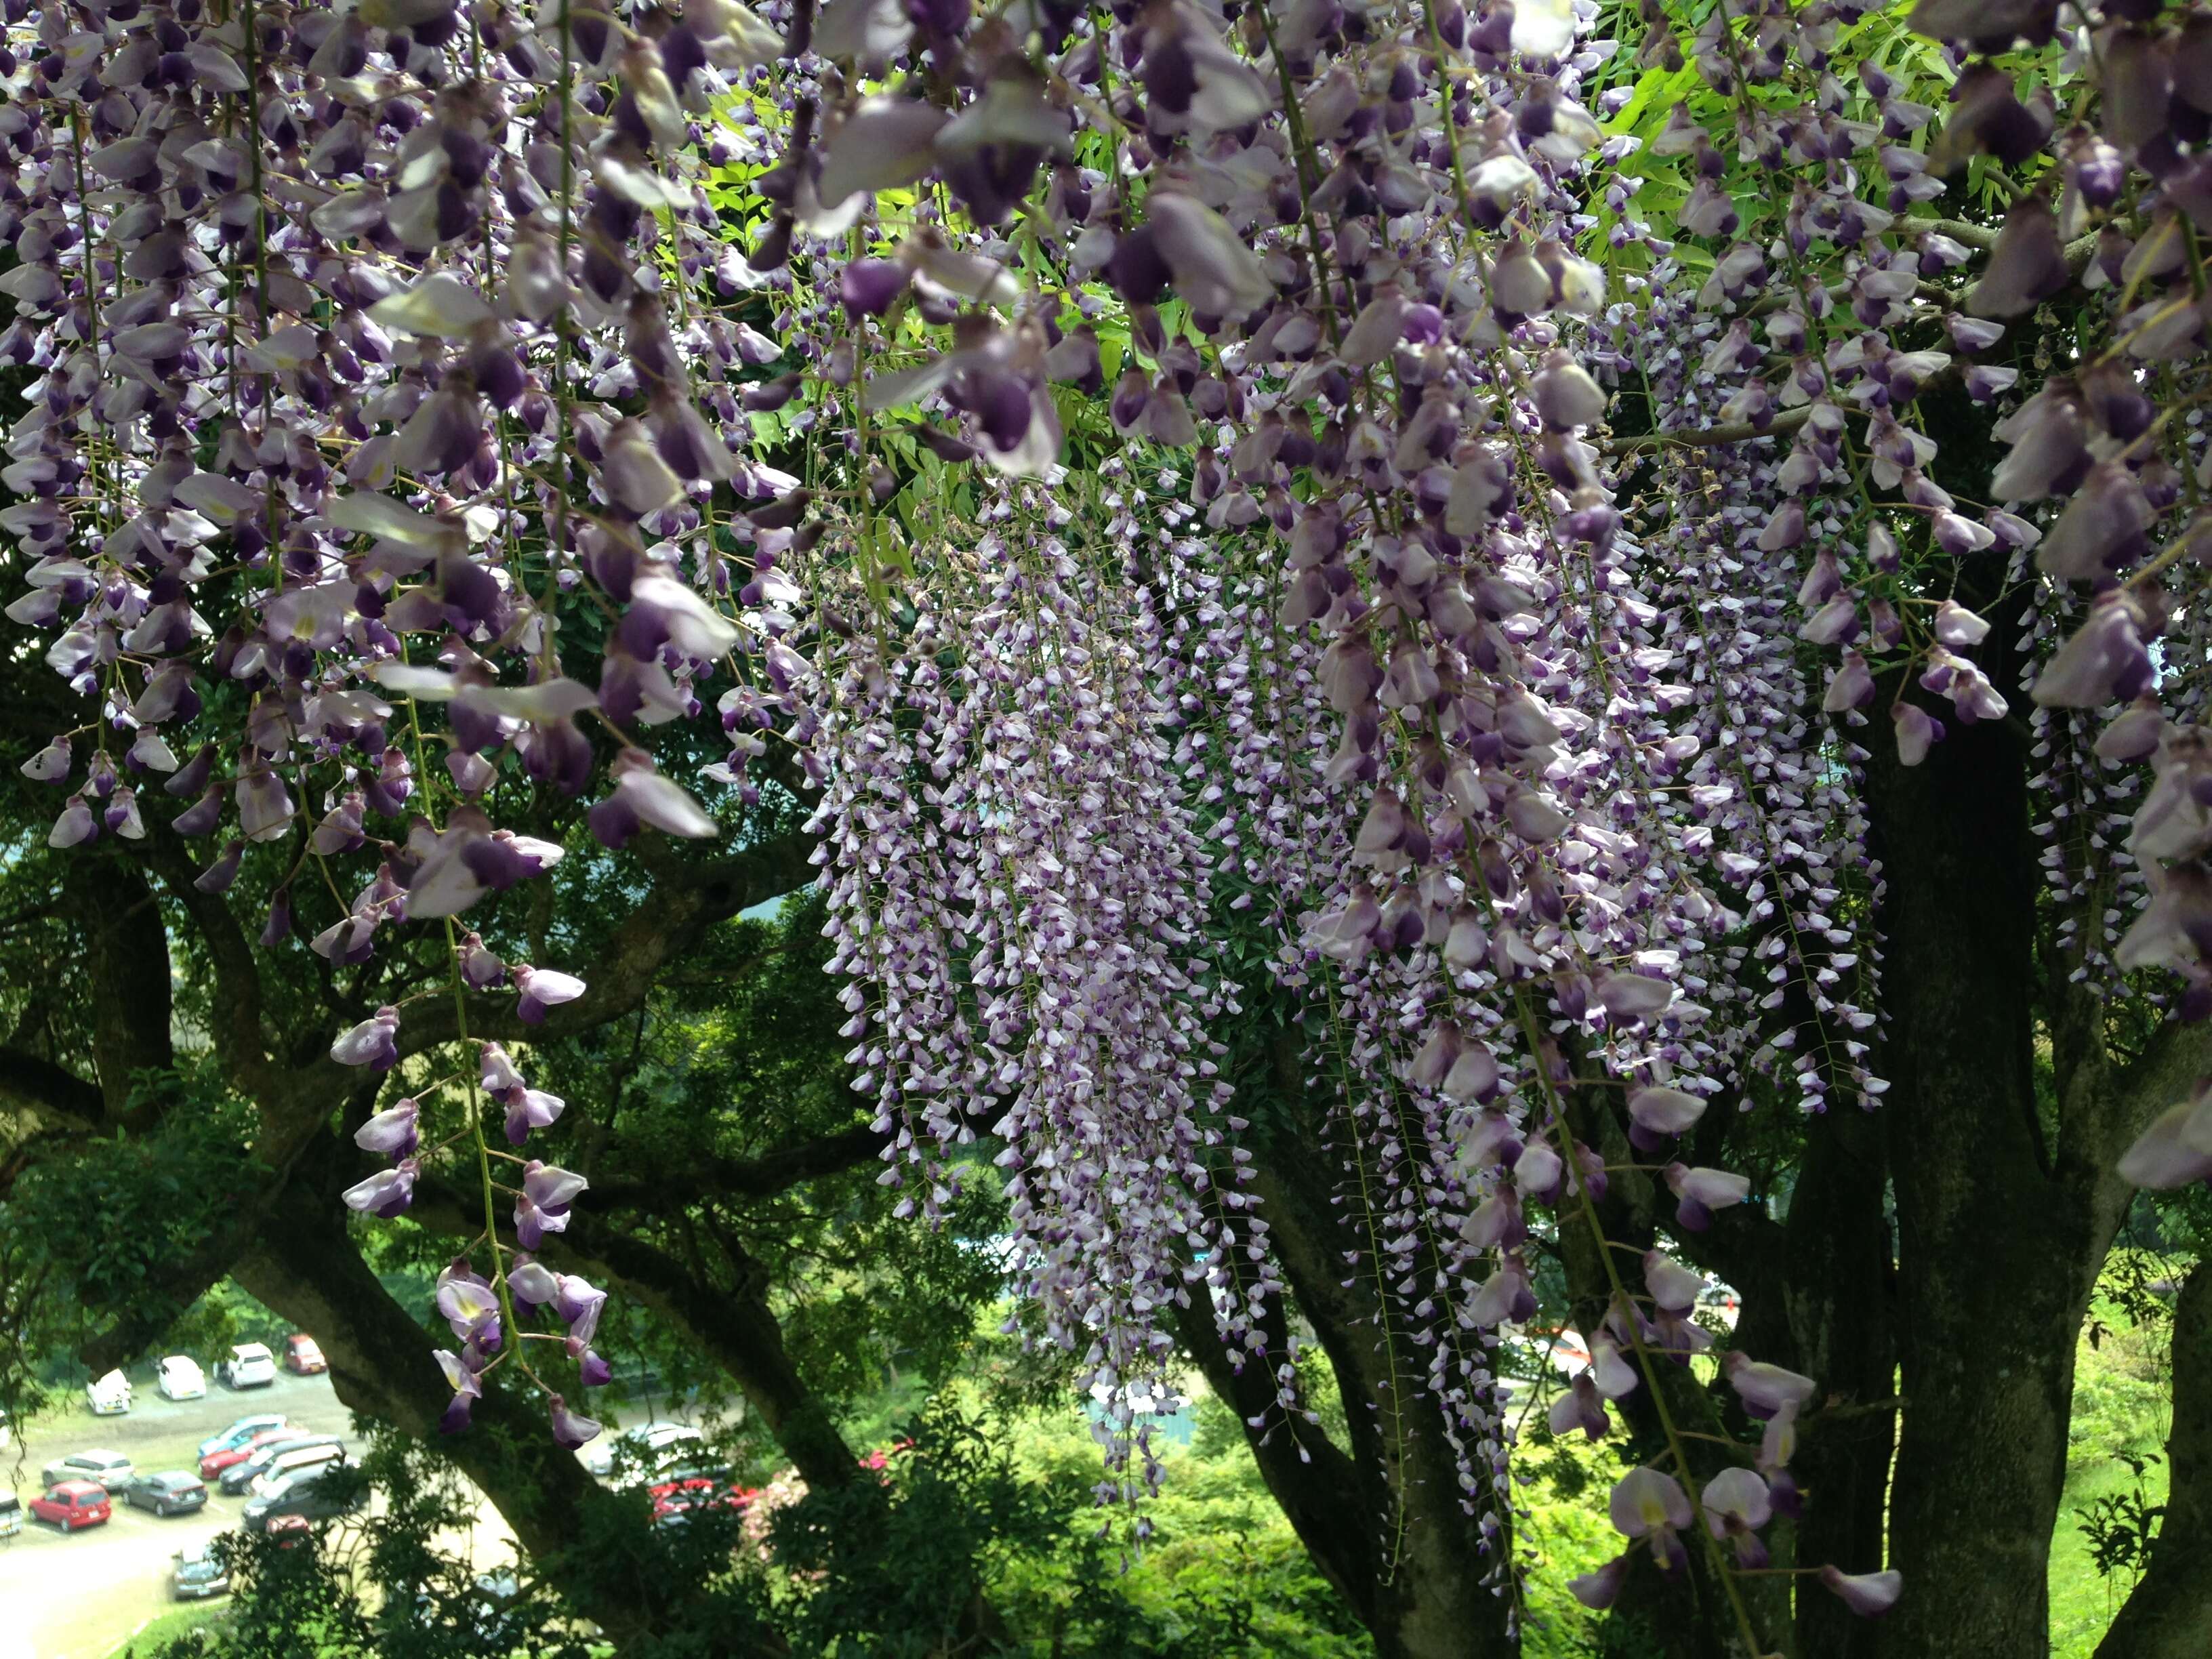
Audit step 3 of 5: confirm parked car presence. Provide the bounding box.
[248,1443,345,1496]
[0,1492,20,1538]
[123,1471,210,1517]
[199,1414,289,1460]
[30,1481,112,1531]
[283,1334,328,1374]
[590,1422,705,1484]
[218,1343,276,1389]
[647,1462,754,1526]
[40,1449,134,1492]
[156,1355,208,1401]
[221,1434,343,1496]
[85,1369,132,1416]
[201,1427,297,1483]
[171,1542,232,1601]
[241,1466,363,1532]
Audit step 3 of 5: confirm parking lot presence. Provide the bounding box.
[1,1368,695,1658]
[0,1369,355,1659]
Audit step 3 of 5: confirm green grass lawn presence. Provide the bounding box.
[104,1603,226,1658]
[2047,1283,2174,1659]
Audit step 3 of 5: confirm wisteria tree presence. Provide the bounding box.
[3,0,2212,1652]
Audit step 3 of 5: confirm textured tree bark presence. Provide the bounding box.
[1773,1109,1895,1659]
[1862,700,2095,1659]
[64,855,173,1123]
[2094,1261,2212,1659]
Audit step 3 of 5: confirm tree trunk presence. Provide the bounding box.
[1250,1147,1515,1659]
[1776,1109,1895,1659]
[1862,700,2096,1658]
[65,856,173,1124]
[2095,1261,2212,1658]
[1553,1086,1788,1659]
[1208,1036,1513,1659]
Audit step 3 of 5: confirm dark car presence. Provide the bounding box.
[30,1481,112,1531]
[220,1433,342,1496]
[171,1542,231,1601]
[241,1466,364,1533]
[123,1471,210,1516]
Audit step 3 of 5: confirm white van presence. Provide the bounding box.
[249,1443,344,1496]
[85,1370,133,1416]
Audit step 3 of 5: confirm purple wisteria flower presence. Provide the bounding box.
[436,1261,503,1356]
[508,1258,560,1311]
[1568,1553,1631,1611]
[1609,1467,1693,1572]
[331,1008,402,1071]
[555,1273,606,1356]
[501,1086,568,1147]
[548,1395,601,1450]
[1819,1567,1904,1617]
[1663,1164,1752,1231]
[2116,1079,2212,1189]
[354,1100,421,1159]
[459,932,508,989]
[342,1160,420,1220]
[513,966,587,1026]
[515,1162,588,1250]
[434,1349,483,1436]
[1701,1469,1776,1568]
[1723,1351,1819,1420]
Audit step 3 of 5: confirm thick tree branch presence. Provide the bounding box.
[1168,1292,1382,1629]
[588,1122,888,1211]
[230,1178,782,1658]
[0,1047,105,1127]
[64,855,174,1122]
[406,1169,865,1495]
[139,825,280,1103]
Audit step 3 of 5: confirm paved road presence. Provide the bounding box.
[0,1370,344,1659]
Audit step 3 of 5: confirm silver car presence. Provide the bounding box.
[39,1449,134,1492]
[171,1542,231,1601]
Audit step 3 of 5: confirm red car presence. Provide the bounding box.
[647,1464,756,1526]
[201,1426,295,1482]
[283,1334,327,1375]
[31,1481,112,1532]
